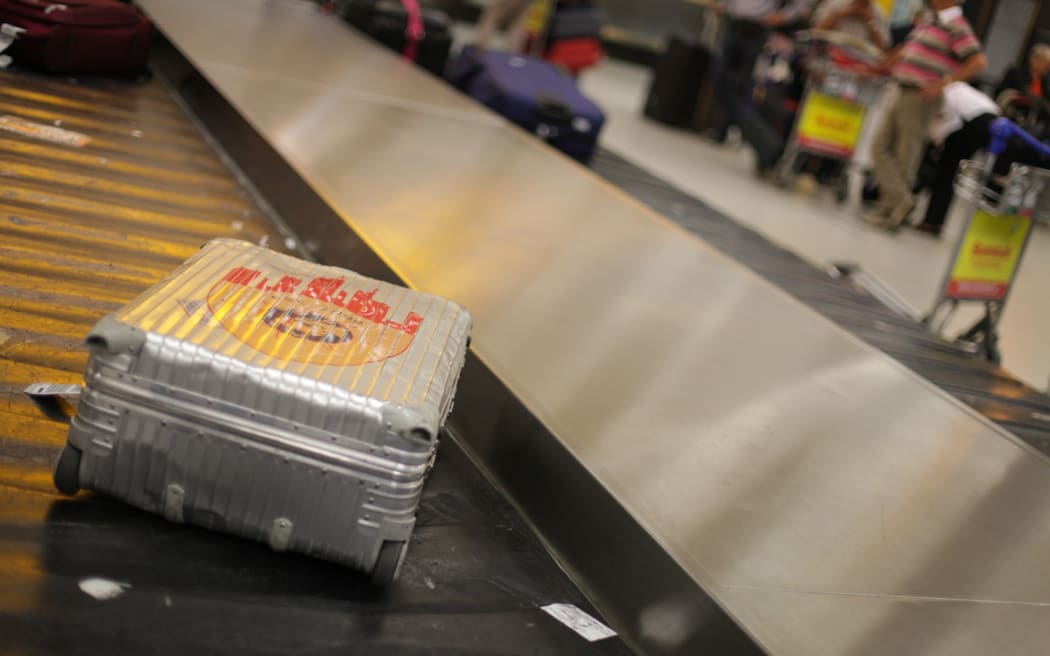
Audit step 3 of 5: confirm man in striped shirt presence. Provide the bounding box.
[867,0,987,230]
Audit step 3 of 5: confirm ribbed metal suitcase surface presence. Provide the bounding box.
[52,239,472,585]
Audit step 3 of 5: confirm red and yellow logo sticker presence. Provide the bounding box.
[206,267,423,366]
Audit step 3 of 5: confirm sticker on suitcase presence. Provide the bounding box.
[203,266,424,366]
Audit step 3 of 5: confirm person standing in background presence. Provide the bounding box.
[811,0,891,193]
[476,0,539,54]
[914,82,999,236]
[995,43,1050,107]
[866,0,986,231]
[714,0,814,170]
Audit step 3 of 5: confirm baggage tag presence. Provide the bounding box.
[24,383,83,423]
[541,603,617,642]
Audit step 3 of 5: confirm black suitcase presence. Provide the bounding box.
[339,0,453,76]
[644,35,714,127]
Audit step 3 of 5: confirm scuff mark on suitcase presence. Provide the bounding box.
[78,577,130,601]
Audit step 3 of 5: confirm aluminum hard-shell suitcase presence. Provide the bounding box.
[31,239,472,586]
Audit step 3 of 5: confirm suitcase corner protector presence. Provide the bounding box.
[87,315,147,355]
[381,404,436,444]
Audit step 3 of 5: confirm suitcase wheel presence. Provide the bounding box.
[370,540,406,588]
[54,445,82,495]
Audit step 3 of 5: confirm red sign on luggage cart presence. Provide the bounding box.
[794,92,867,158]
[943,210,1032,302]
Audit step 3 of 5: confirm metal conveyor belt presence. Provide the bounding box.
[0,68,630,656]
[590,149,1050,454]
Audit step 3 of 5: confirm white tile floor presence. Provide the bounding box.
[580,58,1050,392]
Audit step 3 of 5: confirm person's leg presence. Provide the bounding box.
[869,91,904,217]
[715,26,745,112]
[716,23,766,130]
[921,138,963,233]
[477,0,533,50]
[884,92,940,227]
[733,28,766,110]
[920,114,994,232]
[506,0,539,54]
[475,0,508,49]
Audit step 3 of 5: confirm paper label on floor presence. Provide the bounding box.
[0,114,90,148]
[541,603,617,642]
[78,577,129,601]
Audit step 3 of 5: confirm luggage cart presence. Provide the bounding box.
[774,32,888,201]
[926,118,1050,364]
[999,94,1050,143]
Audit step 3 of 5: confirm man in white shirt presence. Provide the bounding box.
[914,82,999,235]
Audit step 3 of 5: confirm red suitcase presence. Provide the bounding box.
[0,0,151,75]
[545,37,603,75]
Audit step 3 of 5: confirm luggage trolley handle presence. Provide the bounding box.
[24,382,82,423]
[957,119,1050,213]
[988,117,1050,160]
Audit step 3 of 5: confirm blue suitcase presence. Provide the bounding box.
[447,46,605,163]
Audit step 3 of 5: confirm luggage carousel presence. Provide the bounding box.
[4,0,1050,653]
[0,68,629,655]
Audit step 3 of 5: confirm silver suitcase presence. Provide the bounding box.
[28,239,472,586]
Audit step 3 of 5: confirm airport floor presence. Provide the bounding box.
[579,58,1050,393]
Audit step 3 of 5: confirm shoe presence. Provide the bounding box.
[754,155,779,181]
[795,172,818,195]
[883,199,915,231]
[863,207,889,225]
[913,223,942,237]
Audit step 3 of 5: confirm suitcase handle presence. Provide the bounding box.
[536,93,573,123]
[400,0,424,62]
[24,383,82,423]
